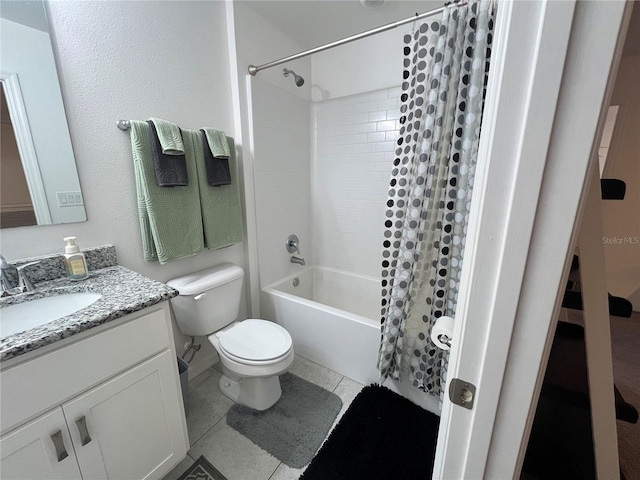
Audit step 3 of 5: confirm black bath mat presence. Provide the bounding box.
[300,384,440,480]
[226,372,342,469]
[176,455,227,480]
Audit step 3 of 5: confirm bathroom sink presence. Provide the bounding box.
[0,291,102,338]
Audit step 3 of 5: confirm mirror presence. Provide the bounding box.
[0,0,86,228]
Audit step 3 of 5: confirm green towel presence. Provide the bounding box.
[129,121,204,263]
[183,129,243,249]
[201,128,231,158]
[148,118,184,155]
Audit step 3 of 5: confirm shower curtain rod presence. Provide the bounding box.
[247,3,452,76]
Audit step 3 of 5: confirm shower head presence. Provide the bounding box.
[283,68,304,87]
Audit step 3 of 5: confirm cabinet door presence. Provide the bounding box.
[0,408,82,480]
[63,350,188,480]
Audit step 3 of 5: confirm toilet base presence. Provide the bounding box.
[218,371,283,411]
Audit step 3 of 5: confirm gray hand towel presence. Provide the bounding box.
[200,129,231,186]
[147,121,188,187]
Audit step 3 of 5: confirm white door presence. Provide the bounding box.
[0,408,82,480]
[432,1,629,479]
[63,350,188,480]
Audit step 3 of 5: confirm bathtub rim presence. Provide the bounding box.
[262,265,381,329]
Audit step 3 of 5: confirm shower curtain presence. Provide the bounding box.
[378,0,495,395]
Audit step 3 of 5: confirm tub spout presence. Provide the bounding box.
[290,256,305,266]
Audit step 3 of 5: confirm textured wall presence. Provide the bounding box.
[0,1,242,378]
[1,1,240,282]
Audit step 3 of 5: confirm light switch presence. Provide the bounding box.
[56,191,84,207]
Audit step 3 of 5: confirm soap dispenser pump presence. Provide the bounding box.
[63,236,89,280]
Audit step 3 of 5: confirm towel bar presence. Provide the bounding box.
[116,119,131,131]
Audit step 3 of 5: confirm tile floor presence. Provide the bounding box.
[162,355,364,480]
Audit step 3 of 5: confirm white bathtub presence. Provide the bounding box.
[261,266,381,385]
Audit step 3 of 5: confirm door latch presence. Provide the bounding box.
[449,378,476,410]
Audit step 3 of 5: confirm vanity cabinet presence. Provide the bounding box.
[0,408,82,479]
[0,303,188,480]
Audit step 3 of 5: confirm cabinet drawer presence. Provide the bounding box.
[1,303,172,434]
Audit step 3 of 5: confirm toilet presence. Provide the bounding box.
[168,263,294,411]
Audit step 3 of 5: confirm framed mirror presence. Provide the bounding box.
[0,0,86,228]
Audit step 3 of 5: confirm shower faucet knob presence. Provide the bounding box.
[286,234,300,254]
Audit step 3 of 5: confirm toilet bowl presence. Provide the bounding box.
[168,264,294,410]
[210,319,294,409]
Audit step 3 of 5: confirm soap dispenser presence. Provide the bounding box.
[63,236,89,280]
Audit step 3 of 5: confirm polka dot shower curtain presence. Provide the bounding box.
[378,0,496,396]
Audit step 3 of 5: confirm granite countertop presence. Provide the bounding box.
[0,265,178,362]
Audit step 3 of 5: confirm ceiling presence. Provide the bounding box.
[243,0,640,58]
[242,0,443,50]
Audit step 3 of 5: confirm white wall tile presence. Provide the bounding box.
[375,142,396,152]
[252,84,400,284]
[385,131,399,142]
[377,98,398,110]
[376,120,398,132]
[367,132,386,143]
[368,111,387,122]
[312,87,401,278]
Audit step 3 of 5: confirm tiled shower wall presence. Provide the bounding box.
[251,77,311,287]
[311,86,401,279]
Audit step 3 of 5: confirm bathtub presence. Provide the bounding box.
[261,266,381,385]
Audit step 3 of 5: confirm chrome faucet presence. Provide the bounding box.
[16,262,39,293]
[0,254,15,297]
[290,256,306,266]
[286,234,300,255]
[0,255,39,296]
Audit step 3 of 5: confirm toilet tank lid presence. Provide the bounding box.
[167,263,244,296]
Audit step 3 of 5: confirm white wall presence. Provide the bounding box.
[311,27,404,101]
[251,77,311,286]
[602,54,640,306]
[0,1,242,378]
[235,9,404,282]
[232,2,311,103]
[312,86,401,278]
[0,18,83,223]
[232,2,404,293]
[309,23,402,278]
[230,2,312,307]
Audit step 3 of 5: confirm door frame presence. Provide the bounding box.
[432,1,631,478]
[1,72,52,225]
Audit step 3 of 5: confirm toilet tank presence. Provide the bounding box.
[167,264,244,337]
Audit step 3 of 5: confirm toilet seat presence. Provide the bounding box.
[217,319,292,363]
[219,345,293,367]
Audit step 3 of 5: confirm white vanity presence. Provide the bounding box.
[0,248,188,480]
